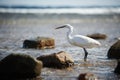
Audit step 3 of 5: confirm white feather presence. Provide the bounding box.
[70,35,101,48]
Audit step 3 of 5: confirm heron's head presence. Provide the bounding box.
[55,24,72,29]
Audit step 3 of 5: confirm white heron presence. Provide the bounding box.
[56,24,101,61]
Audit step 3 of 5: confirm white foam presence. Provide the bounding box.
[0,7,120,15]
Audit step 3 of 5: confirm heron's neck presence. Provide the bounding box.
[67,27,73,39]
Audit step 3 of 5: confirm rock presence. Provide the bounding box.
[37,51,74,69]
[23,37,55,49]
[87,33,107,39]
[107,40,120,59]
[114,61,120,74]
[0,53,42,80]
[114,37,120,40]
[23,40,38,48]
[78,73,97,80]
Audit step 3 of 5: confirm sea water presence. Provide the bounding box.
[0,3,120,80]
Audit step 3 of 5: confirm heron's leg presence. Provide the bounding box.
[83,48,88,61]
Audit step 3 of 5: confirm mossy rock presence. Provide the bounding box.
[87,33,107,39]
[37,51,74,69]
[0,53,42,80]
[114,61,120,74]
[107,40,120,59]
[23,37,55,49]
[78,73,97,80]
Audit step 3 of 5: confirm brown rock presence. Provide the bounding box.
[107,40,120,59]
[87,33,107,39]
[78,73,86,80]
[37,51,74,69]
[23,37,55,49]
[78,73,97,80]
[114,61,120,74]
[0,53,42,80]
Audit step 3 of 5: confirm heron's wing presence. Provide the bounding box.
[71,35,89,44]
[70,35,99,48]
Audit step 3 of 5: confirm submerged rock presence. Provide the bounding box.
[23,37,55,49]
[114,61,120,74]
[87,33,107,39]
[78,73,97,80]
[0,53,42,80]
[107,40,120,59]
[37,51,74,69]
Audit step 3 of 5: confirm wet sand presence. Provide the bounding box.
[0,13,120,80]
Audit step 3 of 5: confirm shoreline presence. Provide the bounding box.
[0,12,120,80]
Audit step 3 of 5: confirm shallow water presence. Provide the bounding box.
[0,13,120,80]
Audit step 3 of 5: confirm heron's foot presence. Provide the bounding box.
[84,53,88,61]
[83,48,88,62]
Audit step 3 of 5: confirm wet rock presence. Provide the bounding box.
[78,73,97,80]
[114,37,120,40]
[114,61,120,74]
[107,40,120,59]
[37,51,74,69]
[0,53,42,80]
[87,33,107,39]
[23,37,55,49]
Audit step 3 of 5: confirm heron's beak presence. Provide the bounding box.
[55,26,66,29]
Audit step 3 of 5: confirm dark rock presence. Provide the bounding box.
[23,40,38,48]
[37,51,74,69]
[87,33,107,39]
[23,37,55,49]
[114,61,120,74]
[0,53,42,80]
[107,40,120,59]
[78,73,86,80]
[78,73,97,80]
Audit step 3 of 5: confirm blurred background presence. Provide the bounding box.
[0,0,120,80]
[0,0,120,14]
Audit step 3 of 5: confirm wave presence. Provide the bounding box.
[0,5,120,9]
[0,5,120,15]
